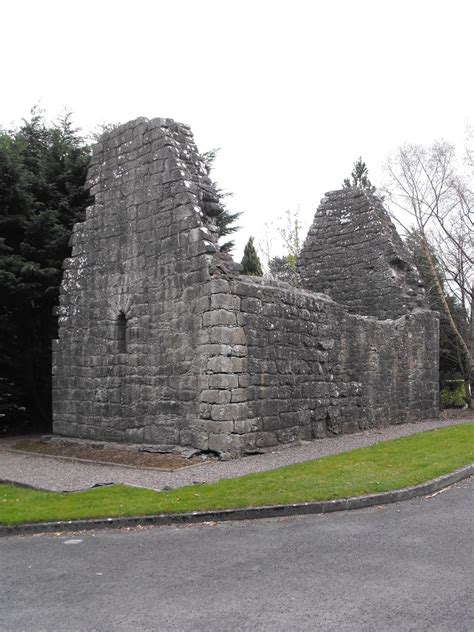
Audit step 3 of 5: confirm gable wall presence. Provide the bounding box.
[298,189,427,319]
[53,118,227,446]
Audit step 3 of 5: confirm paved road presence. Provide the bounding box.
[1,479,472,631]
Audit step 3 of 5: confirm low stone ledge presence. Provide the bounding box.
[42,435,200,459]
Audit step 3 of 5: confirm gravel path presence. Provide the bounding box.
[1,416,472,492]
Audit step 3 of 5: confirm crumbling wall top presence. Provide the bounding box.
[298,188,428,319]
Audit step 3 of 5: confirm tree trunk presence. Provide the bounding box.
[469,280,474,408]
[421,240,472,364]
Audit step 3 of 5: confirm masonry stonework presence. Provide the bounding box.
[52,118,439,458]
[298,189,427,319]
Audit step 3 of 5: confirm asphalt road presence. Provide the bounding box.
[1,479,472,632]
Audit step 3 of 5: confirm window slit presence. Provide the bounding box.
[115,311,127,353]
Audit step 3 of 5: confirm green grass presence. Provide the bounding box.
[1,423,472,526]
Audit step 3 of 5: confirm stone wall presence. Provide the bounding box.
[53,117,439,458]
[298,189,427,319]
[53,117,238,448]
[198,277,439,455]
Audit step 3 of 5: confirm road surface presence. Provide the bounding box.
[1,478,472,631]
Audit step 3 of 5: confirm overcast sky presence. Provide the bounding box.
[2,0,473,260]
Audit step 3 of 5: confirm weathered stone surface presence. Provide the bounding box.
[298,189,427,319]
[53,117,439,458]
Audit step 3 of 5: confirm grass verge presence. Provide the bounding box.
[1,423,472,526]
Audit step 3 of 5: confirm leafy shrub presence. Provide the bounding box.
[440,382,466,409]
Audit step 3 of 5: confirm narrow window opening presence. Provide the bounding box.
[115,311,127,353]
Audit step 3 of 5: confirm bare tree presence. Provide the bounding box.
[277,209,302,260]
[384,140,473,406]
[258,209,302,287]
[466,123,474,170]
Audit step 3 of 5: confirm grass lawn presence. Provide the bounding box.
[1,423,472,526]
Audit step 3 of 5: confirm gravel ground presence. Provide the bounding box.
[0,416,472,492]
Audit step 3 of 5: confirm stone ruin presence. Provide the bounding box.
[52,117,439,458]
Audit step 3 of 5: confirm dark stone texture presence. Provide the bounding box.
[53,118,439,458]
[298,188,427,319]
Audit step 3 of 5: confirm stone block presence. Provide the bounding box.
[208,433,242,454]
[233,418,258,434]
[238,374,250,388]
[201,389,232,404]
[144,424,180,445]
[210,403,249,421]
[209,326,245,345]
[208,374,239,389]
[210,293,241,310]
[124,427,145,443]
[179,428,208,451]
[255,432,278,448]
[207,356,246,374]
[202,309,237,327]
[205,420,234,434]
[230,388,247,403]
[230,345,247,357]
[240,297,263,314]
[199,403,211,419]
[208,279,231,294]
[203,344,233,357]
[256,399,283,417]
[262,416,281,432]
[275,427,299,443]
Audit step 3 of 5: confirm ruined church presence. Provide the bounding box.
[52,118,439,457]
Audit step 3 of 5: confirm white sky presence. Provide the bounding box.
[2,0,473,260]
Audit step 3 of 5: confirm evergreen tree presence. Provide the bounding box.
[268,255,299,286]
[0,108,91,434]
[343,157,375,191]
[241,237,263,276]
[202,148,241,252]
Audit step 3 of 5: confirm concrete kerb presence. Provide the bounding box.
[1,464,472,537]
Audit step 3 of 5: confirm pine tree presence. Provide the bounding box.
[202,148,241,252]
[241,237,263,276]
[0,108,91,434]
[343,157,375,191]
